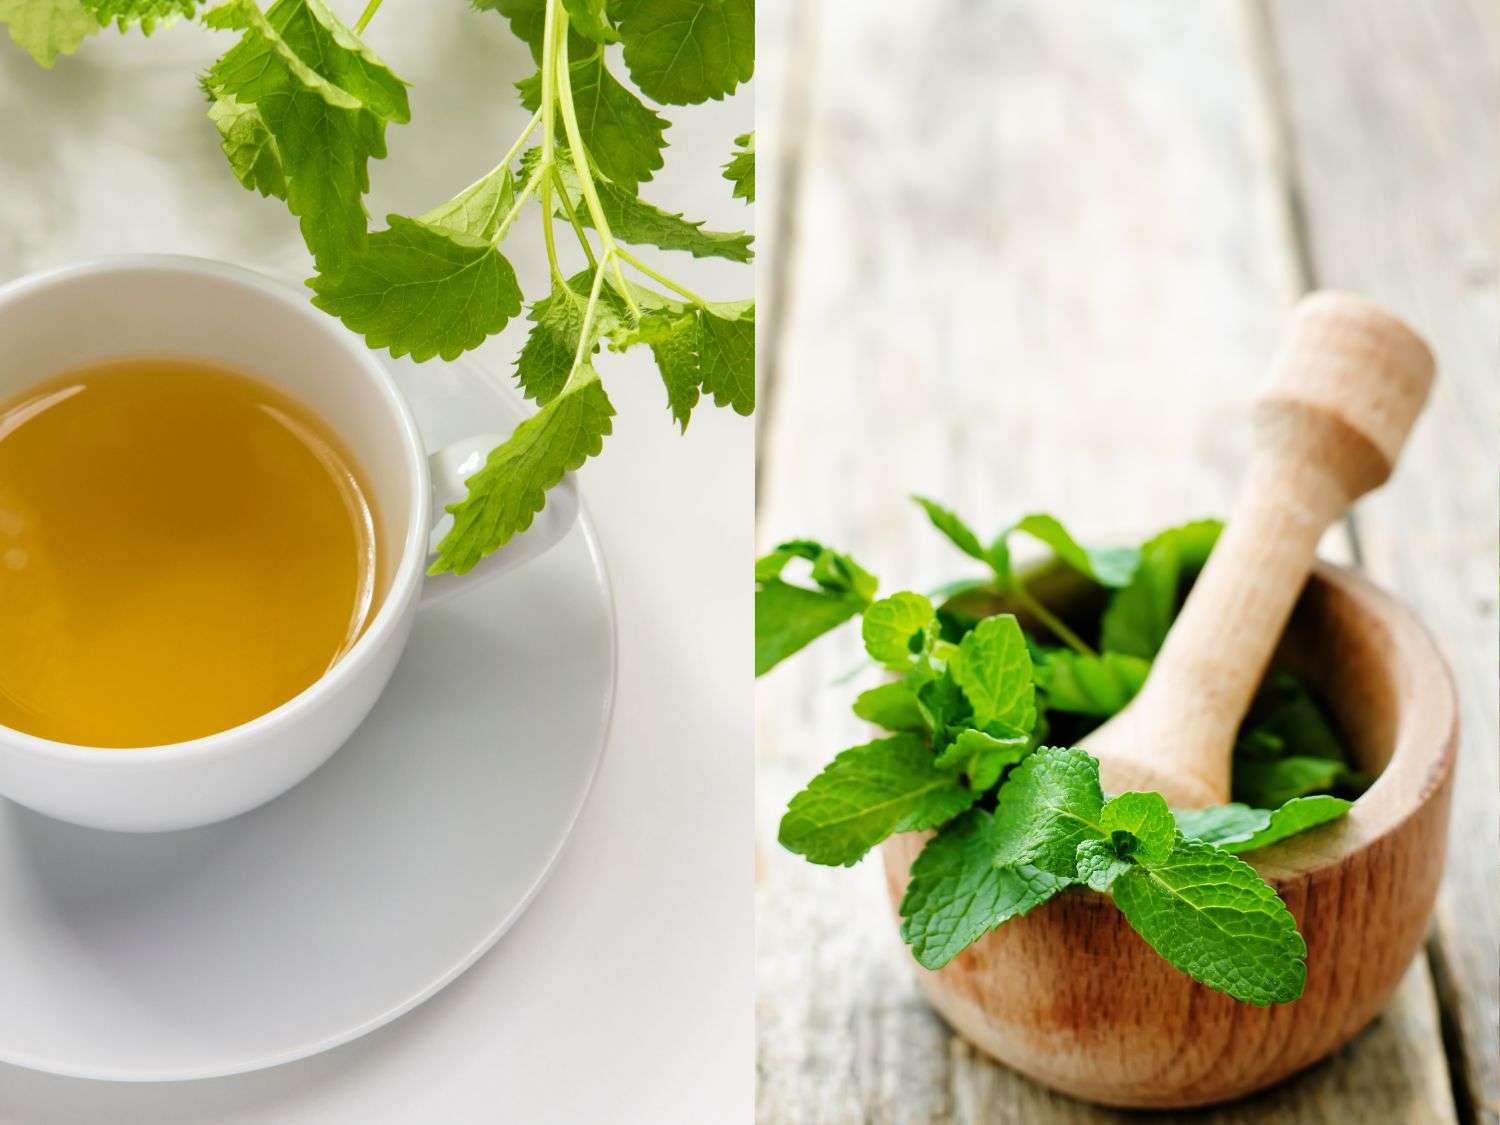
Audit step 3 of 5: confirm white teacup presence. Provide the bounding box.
[0,255,578,832]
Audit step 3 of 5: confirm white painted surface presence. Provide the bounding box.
[0,6,753,1121]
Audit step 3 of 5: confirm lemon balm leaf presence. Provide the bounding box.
[431,370,614,576]
[518,54,669,191]
[83,0,200,32]
[516,270,631,406]
[616,0,753,106]
[207,93,286,199]
[723,131,753,203]
[308,215,524,364]
[0,0,97,67]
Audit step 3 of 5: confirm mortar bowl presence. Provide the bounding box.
[880,562,1457,1109]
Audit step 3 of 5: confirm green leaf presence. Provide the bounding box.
[206,0,409,272]
[1177,796,1352,854]
[612,300,754,429]
[83,0,198,33]
[899,810,1067,969]
[852,681,925,732]
[1009,514,1140,588]
[1100,791,1175,865]
[420,165,516,243]
[553,151,754,261]
[991,746,1105,877]
[207,93,286,199]
[1233,756,1362,810]
[861,592,935,669]
[472,0,597,64]
[949,615,1035,732]
[518,54,667,191]
[933,728,1030,792]
[0,0,97,67]
[1101,519,1222,658]
[307,215,524,363]
[616,0,753,106]
[778,735,975,867]
[430,369,614,575]
[514,270,628,406]
[1075,838,1133,892]
[916,671,971,735]
[723,131,754,203]
[1237,672,1348,762]
[912,495,988,566]
[561,0,613,42]
[1033,650,1150,717]
[1108,835,1307,1004]
[754,541,876,676]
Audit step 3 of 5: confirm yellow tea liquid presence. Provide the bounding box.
[0,359,377,747]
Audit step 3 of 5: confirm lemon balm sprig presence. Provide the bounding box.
[1,0,756,577]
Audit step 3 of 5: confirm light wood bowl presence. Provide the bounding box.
[880,563,1457,1109]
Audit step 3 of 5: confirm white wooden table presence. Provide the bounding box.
[756,1,1497,1121]
[0,7,753,1122]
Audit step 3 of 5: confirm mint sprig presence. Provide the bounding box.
[759,503,1369,1004]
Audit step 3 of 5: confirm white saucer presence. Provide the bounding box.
[0,356,616,1081]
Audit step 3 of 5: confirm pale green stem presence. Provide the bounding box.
[615,246,709,307]
[551,18,639,318]
[493,165,544,244]
[354,0,383,34]
[1012,582,1096,658]
[551,166,598,269]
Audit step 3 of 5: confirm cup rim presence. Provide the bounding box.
[0,253,432,765]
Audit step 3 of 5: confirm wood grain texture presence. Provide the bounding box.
[883,565,1457,1108]
[1262,0,1500,1118]
[756,0,1478,1119]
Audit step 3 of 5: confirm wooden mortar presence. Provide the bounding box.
[879,294,1456,1107]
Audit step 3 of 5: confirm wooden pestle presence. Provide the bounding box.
[1082,292,1435,808]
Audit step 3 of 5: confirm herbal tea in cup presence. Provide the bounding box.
[0,358,378,748]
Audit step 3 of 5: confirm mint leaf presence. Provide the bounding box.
[852,681,925,732]
[616,0,753,106]
[899,810,1067,969]
[1101,519,1222,658]
[1076,838,1133,892]
[1033,650,1149,717]
[1238,672,1348,763]
[916,671,971,735]
[431,369,613,575]
[991,746,1105,877]
[207,93,286,199]
[912,495,996,571]
[1177,796,1351,854]
[755,541,876,676]
[1,0,96,67]
[778,735,975,867]
[1170,804,1268,847]
[1233,755,1362,810]
[518,54,668,191]
[1008,514,1139,588]
[949,614,1035,732]
[933,728,1029,792]
[307,216,523,363]
[1109,835,1307,1004]
[1100,791,1175,865]
[861,592,935,669]
[723,131,753,203]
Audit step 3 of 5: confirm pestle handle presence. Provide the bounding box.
[1084,292,1435,808]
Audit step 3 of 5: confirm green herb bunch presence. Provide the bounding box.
[756,499,1369,1005]
[2,0,755,576]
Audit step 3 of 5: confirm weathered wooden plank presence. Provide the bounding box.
[1263,1,1500,1120]
[756,0,1461,1119]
